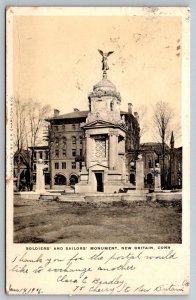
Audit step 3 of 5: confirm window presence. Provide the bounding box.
[39,152,43,159]
[72,149,76,157]
[89,99,91,112]
[53,125,58,131]
[62,124,66,131]
[72,162,76,169]
[55,138,59,145]
[33,164,36,171]
[148,160,152,168]
[72,124,76,130]
[62,162,66,169]
[110,101,114,111]
[63,137,67,146]
[80,149,83,156]
[55,149,59,157]
[72,136,76,145]
[33,152,36,159]
[79,161,82,170]
[63,149,66,157]
[45,152,49,160]
[80,136,83,144]
[55,162,59,169]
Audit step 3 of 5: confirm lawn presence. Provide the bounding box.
[14,196,182,244]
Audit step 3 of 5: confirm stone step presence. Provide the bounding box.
[58,194,85,202]
[85,195,121,202]
[39,193,61,200]
[121,194,147,201]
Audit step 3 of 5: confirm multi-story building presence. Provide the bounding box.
[46,105,140,189]
[46,109,86,187]
[127,132,182,189]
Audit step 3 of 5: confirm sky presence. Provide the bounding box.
[13,14,182,145]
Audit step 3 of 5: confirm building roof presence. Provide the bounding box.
[93,77,116,91]
[47,110,130,121]
[47,110,89,121]
[140,142,170,153]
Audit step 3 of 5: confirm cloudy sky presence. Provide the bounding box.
[12,12,182,145]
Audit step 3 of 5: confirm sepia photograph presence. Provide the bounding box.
[9,8,185,245]
[6,7,190,296]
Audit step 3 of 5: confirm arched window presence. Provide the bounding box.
[54,174,67,185]
[72,136,76,145]
[110,101,114,111]
[70,174,78,185]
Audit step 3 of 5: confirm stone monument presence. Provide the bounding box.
[154,163,161,192]
[75,50,129,193]
[136,154,144,190]
[35,159,47,194]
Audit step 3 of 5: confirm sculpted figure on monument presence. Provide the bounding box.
[98,49,114,72]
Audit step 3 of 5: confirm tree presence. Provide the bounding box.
[14,98,52,189]
[13,98,29,189]
[23,100,50,147]
[14,97,27,152]
[25,100,51,184]
[135,105,148,140]
[152,101,181,187]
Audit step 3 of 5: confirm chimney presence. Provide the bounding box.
[134,112,139,121]
[54,109,60,117]
[74,108,79,112]
[128,103,133,114]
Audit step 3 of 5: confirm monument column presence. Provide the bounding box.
[136,155,144,190]
[113,133,119,170]
[109,134,114,169]
[154,163,161,191]
[85,133,91,169]
[109,132,119,170]
[35,159,46,193]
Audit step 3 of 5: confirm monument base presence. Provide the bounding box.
[39,193,61,200]
[15,192,40,200]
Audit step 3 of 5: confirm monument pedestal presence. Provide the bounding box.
[154,164,161,192]
[136,156,144,190]
[35,159,48,194]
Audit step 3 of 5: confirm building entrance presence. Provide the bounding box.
[95,172,104,192]
[54,174,66,185]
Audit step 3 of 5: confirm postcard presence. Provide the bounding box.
[6,6,190,295]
